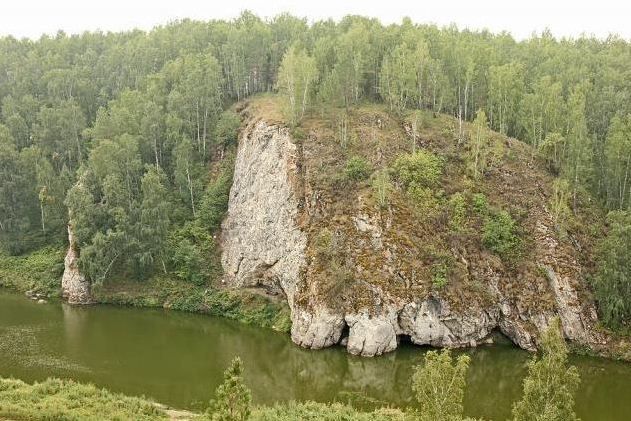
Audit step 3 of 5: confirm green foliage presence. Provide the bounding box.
[431,263,449,289]
[448,192,467,232]
[393,150,443,189]
[550,178,572,227]
[344,156,372,182]
[372,170,392,209]
[592,211,631,330]
[214,111,242,148]
[199,161,235,232]
[252,401,406,420]
[472,193,488,215]
[0,377,167,420]
[469,109,490,179]
[94,276,291,332]
[483,210,521,260]
[538,132,566,175]
[208,357,251,421]
[512,318,580,421]
[278,44,318,126]
[603,114,631,210]
[412,349,470,421]
[0,247,64,295]
[407,185,440,216]
[392,150,443,215]
[168,222,216,286]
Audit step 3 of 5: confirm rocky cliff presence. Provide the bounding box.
[61,224,91,305]
[221,98,603,357]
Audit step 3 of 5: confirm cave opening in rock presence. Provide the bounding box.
[397,334,413,345]
[489,327,514,346]
[339,322,350,347]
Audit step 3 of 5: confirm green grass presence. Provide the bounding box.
[0,247,65,297]
[0,378,410,421]
[251,401,408,420]
[0,377,168,420]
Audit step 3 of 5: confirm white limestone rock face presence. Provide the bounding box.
[345,311,399,357]
[221,119,307,308]
[398,297,499,348]
[61,224,91,305]
[291,306,346,349]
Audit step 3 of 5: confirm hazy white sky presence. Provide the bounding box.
[1,0,630,40]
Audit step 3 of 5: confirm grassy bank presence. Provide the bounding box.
[0,377,403,421]
[0,247,291,334]
[93,276,291,333]
[0,377,168,420]
[0,247,65,297]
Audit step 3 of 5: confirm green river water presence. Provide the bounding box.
[0,289,629,420]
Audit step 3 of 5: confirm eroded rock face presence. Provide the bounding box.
[61,224,91,305]
[291,306,345,349]
[221,119,307,308]
[345,311,399,356]
[221,110,602,357]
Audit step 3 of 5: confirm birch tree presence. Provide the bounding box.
[277,44,318,126]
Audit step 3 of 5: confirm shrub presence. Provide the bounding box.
[0,377,165,420]
[407,184,440,216]
[483,210,520,260]
[472,193,488,215]
[431,263,448,289]
[199,163,234,232]
[550,178,571,227]
[448,192,467,231]
[392,150,443,189]
[344,156,371,181]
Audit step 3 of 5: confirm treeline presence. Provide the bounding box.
[0,13,629,319]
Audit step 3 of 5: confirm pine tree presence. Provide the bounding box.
[208,357,251,421]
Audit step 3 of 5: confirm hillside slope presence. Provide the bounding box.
[221,96,603,356]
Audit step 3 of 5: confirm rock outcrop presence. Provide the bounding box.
[221,119,307,308]
[221,100,602,357]
[61,224,91,305]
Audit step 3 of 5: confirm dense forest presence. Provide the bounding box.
[0,12,629,329]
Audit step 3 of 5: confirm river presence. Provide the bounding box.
[0,289,629,420]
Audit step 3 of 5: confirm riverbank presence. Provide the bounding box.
[0,377,405,420]
[0,248,291,333]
